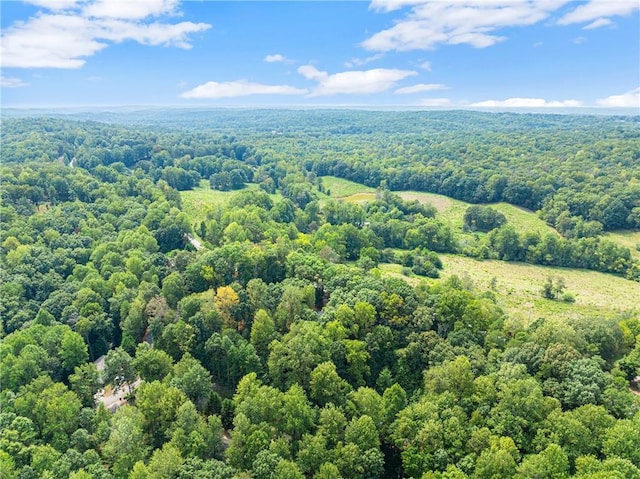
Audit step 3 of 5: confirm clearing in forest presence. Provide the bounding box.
[320,176,376,198]
[319,176,639,259]
[397,191,559,238]
[181,180,278,225]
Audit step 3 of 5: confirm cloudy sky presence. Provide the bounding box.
[1,0,638,108]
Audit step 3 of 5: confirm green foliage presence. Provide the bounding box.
[170,353,214,412]
[310,362,352,407]
[132,343,174,382]
[268,321,331,390]
[102,406,148,478]
[104,347,136,393]
[463,205,507,232]
[1,111,639,479]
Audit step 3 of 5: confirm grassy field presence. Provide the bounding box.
[398,191,558,237]
[605,230,640,260]
[380,255,640,322]
[321,176,375,198]
[181,180,276,225]
[319,176,640,258]
[343,192,377,203]
[319,177,558,236]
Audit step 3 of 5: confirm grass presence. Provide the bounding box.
[181,180,278,225]
[343,192,377,203]
[605,230,640,260]
[320,176,375,198]
[398,191,559,238]
[380,255,640,322]
[319,177,558,238]
[320,175,639,264]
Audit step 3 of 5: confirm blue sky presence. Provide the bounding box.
[1,0,638,108]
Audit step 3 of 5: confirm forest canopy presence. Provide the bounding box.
[1,110,639,479]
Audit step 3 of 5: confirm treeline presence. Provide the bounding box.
[3,111,639,236]
[462,225,638,279]
[308,157,640,232]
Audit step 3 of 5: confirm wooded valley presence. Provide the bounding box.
[1,110,639,479]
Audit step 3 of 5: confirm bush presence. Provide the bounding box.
[463,205,507,232]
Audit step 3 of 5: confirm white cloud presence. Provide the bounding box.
[83,0,180,19]
[369,0,429,13]
[1,14,105,68]
[1,76,29,88]
[0,0,210,68]
[583,18,613,30]
[297,65,416,96]
[595,87,640,108]
[180,80,307,99]
[394,83,449,94]
[363,1,572,51]
[94,18,209,48]
[24,0,80,10]
[419,98,455,107]
[418,60,431,71]
[558,0,639,26]
[298,65,328,81]
[471,97,583,107]
[344,53,384,68]
[264,53,291,63]
[573,36,587,44]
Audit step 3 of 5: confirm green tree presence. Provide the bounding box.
[252,450,281,479]
[282,384,316,440]
[170,353,214,412]
[30,382,83,451]
[274,459,305,479]
[102,405,149,479]
[136,381,189,448]
[69,363,101,407]
[516,444,569,479]
[561,358,611,408]
[602,415,640,465]
[250,309,278,362]
[343,339,370,387]
[162,272,185,308]
[132,343,174,382]
[147,444,185,479]
[345,415,380,451]
[104,347,136,394]
[268,321,331,390]
[60,330,89,374]
[474,438,519,479]
[314,463,344,479]
[310,361,352,407]
[424,356,475,401]
[168,401,223,459]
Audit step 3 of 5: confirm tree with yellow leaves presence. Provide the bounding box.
[214,285,240,330]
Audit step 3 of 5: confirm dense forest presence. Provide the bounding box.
[1,110,640,479]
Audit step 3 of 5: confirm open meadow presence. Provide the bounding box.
[181,180,278,225]
[381,255,640,323]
